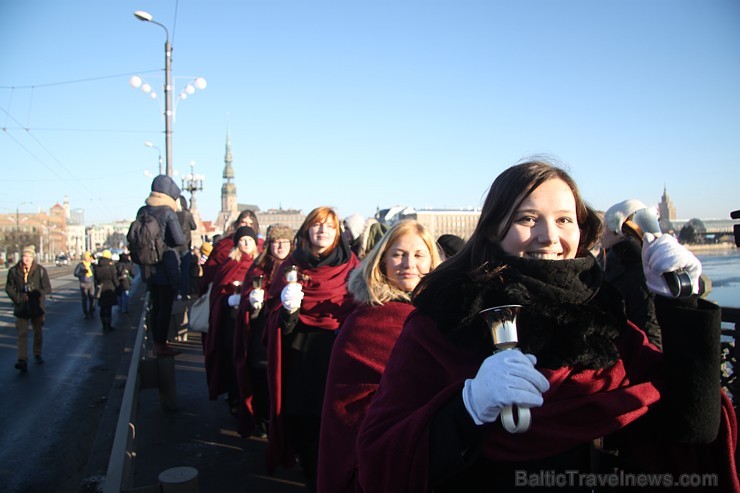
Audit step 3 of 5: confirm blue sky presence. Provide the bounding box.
[2,0,739,225]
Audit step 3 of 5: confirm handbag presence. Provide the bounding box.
[188,283,211,333]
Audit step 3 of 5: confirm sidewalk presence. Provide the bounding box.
[130,328,307,493]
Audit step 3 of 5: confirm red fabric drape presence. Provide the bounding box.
[317,302,415,493]
[356,311,740,493]
[264,252,359,474]
[203,253,254,400]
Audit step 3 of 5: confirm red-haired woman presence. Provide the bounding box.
[264,207,359,491]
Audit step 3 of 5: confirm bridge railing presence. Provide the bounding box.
[721,306,740,407]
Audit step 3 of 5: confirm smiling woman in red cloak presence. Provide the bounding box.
[355,159,739,493]
[264,206,359,491]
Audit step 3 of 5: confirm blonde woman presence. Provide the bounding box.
[317,219,441,493]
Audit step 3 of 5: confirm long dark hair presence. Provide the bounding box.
[414,158,602,300]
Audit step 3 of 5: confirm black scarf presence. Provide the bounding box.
[294,233,353,269]
[417,251,627,370]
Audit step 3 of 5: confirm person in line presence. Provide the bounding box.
[342,212,366,259]
[201,210,262,293]
[317,219,442,493]
[601,199,662,349]
[94,249,120,332]
[204,226,260,415]
[136,174,186,357]
[264,206,359,491]
[234,224,295,438]
[436,233,465,260]
[5,245,52,372]
[176,195,198,299]
[74,251,96,319]
[116,252,135,314]
[355,159,738,492]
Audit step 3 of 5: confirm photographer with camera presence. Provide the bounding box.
[5,245,52,372]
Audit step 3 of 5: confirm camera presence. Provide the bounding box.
[23,282,36,293]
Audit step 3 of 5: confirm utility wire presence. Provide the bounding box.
[0,70,161,90]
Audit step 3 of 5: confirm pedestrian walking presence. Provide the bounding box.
[74,251,96,319]
[116,253,135,313]
[5,245,52,372]
[94,249,120,332]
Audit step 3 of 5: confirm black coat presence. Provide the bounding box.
[603,238,662,349]
[116,260,135,293]
[5,261,52,318]
[94,257,120,307]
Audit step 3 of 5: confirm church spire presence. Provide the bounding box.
[220,129,238,218]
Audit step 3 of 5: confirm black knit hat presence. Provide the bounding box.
[437,234,465,258]
[233,226,258,247]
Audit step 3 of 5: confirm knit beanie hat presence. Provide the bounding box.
[343,213,365,240]
[84,251,93,261]
[22,245,36,258]
[151,174,182,200]
[604,199,647,234]
[266,224,295,243]
[233,226,258,247]
[101,250,112,259]
[437,234,465,258]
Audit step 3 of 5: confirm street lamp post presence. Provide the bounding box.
[144,141,163,175]
[134,10,173,177]
[132,11,207,179]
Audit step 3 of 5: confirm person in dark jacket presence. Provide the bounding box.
[601,199,662,349]
[5,245,52,372]
[116,253,135,313]
[135,174,186,357]
[94,250,120,332]
[73,251,96,319]
[176,195,198,299]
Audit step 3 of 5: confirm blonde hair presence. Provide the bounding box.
[348,219,441,305]
[228,241,258,262]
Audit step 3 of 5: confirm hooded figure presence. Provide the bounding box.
[137,174,186,357]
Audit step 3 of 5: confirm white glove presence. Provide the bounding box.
[642,232,701,297]
[462,351,550,426]
[227,294,241,307]
[249,288,265,310]
[281,283,304,313]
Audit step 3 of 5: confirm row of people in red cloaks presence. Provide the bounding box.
[198,163,740,493]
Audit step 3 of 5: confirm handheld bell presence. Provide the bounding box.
[478,304,531,433]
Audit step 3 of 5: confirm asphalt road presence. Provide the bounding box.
[0,265,141,493]
[1,265,307,493]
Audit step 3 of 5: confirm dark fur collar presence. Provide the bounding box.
[416,253,627,370]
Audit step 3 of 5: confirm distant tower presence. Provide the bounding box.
[658,185,676,220]
[215,130,239,233]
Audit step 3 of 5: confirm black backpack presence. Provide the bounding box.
[126,211,166,266]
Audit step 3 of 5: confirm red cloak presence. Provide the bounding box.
[317,301,415,493]
[265,251,359,474]
[233,263,270,436]
[203,253,254,400]
[356,311,739,492]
